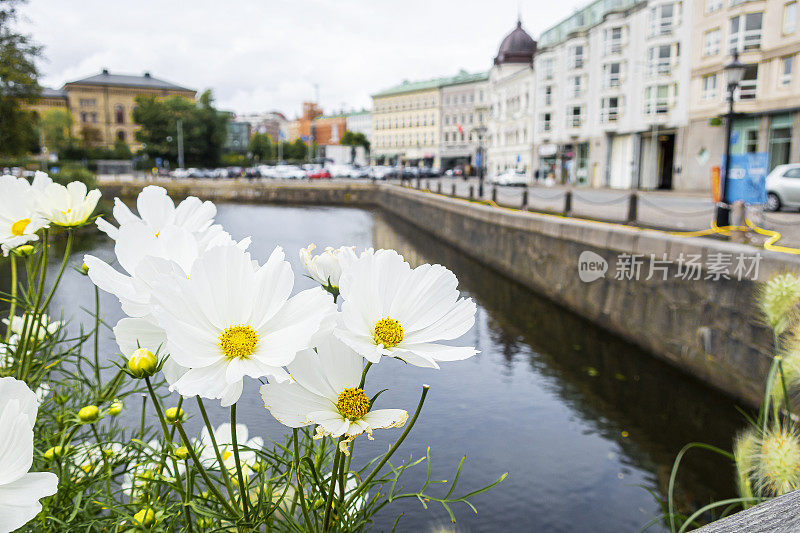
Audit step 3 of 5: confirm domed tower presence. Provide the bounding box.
[494,19,537,65]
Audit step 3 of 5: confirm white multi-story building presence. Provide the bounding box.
[439,70,489,172]
[233,111,288,142]
[486,21,538,179]
[533,0,692,190]
[345,109,372,142]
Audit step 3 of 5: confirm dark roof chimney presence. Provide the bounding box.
[101,68,109,75]
[143,72,151,78]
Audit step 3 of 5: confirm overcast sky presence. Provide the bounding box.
[20,0,584,118]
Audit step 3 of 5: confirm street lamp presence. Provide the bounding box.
[715,50,747,227]
[471,125,488,197]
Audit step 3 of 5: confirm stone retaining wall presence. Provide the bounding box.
[100,178,800,405]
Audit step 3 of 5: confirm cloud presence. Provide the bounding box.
[20,0,584,117]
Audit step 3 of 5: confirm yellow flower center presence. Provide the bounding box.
[11,218,31,236]
[219,325,259,359]
[373,317,404,348]
[336,387,370,420]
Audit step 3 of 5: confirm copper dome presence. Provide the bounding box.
[494,20,537,65]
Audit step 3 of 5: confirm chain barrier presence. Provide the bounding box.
[637,196,714,217]
[571,192,630,205]
[525,188,565,200]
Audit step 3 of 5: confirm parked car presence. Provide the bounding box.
[171,168,190,179]
[420,167,441,178]
[491,169,528,186]
[227,166,244,178]
[349,166,371,179]
[766,164,800,211]
[244,167,261,179]
[327,164,352,178]
[370,166,394,180]
[273,165,305,179]
[307,168,332,179]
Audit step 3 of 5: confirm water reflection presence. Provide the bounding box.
[0,203,748,532]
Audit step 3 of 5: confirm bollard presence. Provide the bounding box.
[731,200,747,243]
[563,190,572,216]
[451,183,457,197]
[478,182,484,198]
[469,185,475,199]
[491,186,497,204]
[626,192,638,225]
[416,177,421,189]
[521,188,529,211]
[437,182,442,194]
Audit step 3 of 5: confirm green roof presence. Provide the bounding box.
[373,70,488,98]
[539,0,644,48]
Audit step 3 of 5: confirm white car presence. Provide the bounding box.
[491,169,528,186]
[171,168,190,179]
[766,164,800,211]
[274,165,305,179]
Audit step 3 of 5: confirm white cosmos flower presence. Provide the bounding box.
[333,249,478,369]
[3,313,62,341]
[199,423,263,476]
[36,179,101,227]
[260,335,408,452]
[299,244,358,290]
[150,244,335,406]
[0,175,50,256]
[95,185,217,241]
[0,377,58,533]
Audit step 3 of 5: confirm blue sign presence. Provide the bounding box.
[722,152,768,204]
[155,157,163,167]
[475,153,482,166]
[730,130,739,146]
[300,135,309,142]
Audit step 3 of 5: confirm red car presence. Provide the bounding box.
[307,169,332,179]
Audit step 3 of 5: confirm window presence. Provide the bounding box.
[737,64,758,100]
[704,29,721,56]
[702,74,719,100]
[785,2,798,34]
[601,97,620,122]
[770,126,793,169]
[781,56,794,86]
[90,112,97,123]
[114,104,124,124]
[604,62,622,88]
[542,57,555,80]
[543,85,553,106]
[649,3,675,36]
[648,45,673,75]
[744,130,759,153]
[570,45,585,68]
[567,106,582,127]
[644,84,671,115]
[604,27,623,55]
[541,113,552,132]
[79,98,96,107]
[570,75,583,97]
[116,130,126,142]
[729,13,763,52]
[707,0,722,11]
[80,112,88,123]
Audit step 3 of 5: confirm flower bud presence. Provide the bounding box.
[13,244,35,257]
[44,446,64,461]
[78,405,100,423]
[174,446,190,460]
[165,407,184,423]
[80,263,89,275]
[108,399,123,416]
[133,508,156,528]
[127,348,157,378]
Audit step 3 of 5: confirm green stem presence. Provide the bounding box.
[93,285,100,390]
[322,440,343,532]
[195,396,238,504]
[174,420,240,518]
[345,385,429,509]
[3,254,17,343]
[143,377,186,501]
[230,404,250,519]
[292,428,315,532]
[15,230,48,379]
[90,424,113,499]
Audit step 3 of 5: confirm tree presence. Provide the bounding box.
[248,132,272,161]
[340,130,370,153]
[287,139,307,161]
[40,107,74,155]
[133,89,228,167]
[0,0,41,156]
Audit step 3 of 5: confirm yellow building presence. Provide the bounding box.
[37,69,196,150]
[371,79,441,167]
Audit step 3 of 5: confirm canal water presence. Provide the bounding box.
[33,202,747,532]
